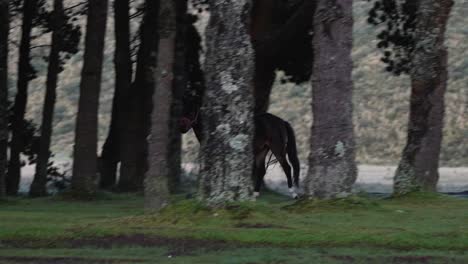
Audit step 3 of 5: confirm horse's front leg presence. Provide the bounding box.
[253,148,268,199]
[253,162,266,198]
[289,187,299,199]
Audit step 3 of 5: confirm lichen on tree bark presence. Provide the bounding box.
[198,0,255,206]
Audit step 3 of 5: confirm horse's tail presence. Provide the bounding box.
[285,121,300,187]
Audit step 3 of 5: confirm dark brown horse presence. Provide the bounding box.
[179,111,300,199]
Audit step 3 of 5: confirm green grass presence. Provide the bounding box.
[1,191,468,263]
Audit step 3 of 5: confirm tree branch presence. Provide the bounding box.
[30,44,51,50]
[64,1,86,12]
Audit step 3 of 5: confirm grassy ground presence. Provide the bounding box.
[1,191,467,263]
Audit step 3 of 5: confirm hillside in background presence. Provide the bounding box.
[8,1,467,166]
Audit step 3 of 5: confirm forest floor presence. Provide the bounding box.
[1,191,468,263]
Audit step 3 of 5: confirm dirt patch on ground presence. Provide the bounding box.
[233,222,288,229]
[0,256,145,264]
[1,234,237,257]
[2,255,463,264]
[330,255,461,263]
[70,234,236,256]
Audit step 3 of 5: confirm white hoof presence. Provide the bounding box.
[254,192,260,198]
[289,188,299,199]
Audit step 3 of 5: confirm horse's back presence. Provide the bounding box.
[254,113,289,151]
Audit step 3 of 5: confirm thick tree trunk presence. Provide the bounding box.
[393,0,453,195]
[304,0,357,198]
[7,0,37,196]
[144,0,176,212]
[198,0,255,205]
[119,0,159,191]
[29,0,64,197]
[166,0,188,193]
[99,0,132,190]
[71,0,108,196]
[0,0,9,198]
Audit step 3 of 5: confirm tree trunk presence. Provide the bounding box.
[7,0,37,196]
[119,0,159,191]
[99,0,132,190]
[166,0,188,193]
[393,0,453,195]
[0,0,9,198]
[198,0,255,205]
[144,0,177,212]
[71,0,108,196]
[304,0,357,198]
[29,0,64,197]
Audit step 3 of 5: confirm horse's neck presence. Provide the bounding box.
[192,123,203,143]
[250,0,276,41]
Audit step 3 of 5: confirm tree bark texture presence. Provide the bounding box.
[144,0,176,212]
[7,0,37,195]
[166,0,188,193]
[99,0,132,190]
[71,0,108,195]
[0,0,9,198]
[304,0,357,198]
[119,0,159,191]
[198,0,255,205]
[30,0,64,197]
[393,0,453,195]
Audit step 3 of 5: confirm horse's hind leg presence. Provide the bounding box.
[253,148,268,198]
[271,145,298,199]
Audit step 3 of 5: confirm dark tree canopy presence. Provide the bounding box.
[262,0,314,84]
[367,0,419,75]
[191,0,314,83]
[182,0,315,116]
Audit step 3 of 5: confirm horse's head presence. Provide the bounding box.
[179,115,194,133]
[179,95,200,134]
